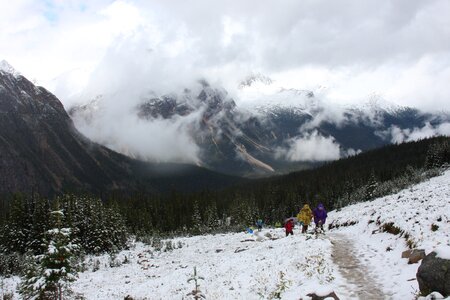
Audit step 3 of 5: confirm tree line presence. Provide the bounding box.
[0,136,448,258]
[113,136,450,234]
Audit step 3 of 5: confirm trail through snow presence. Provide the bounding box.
[330,233,386,299]
[1,170,449,299]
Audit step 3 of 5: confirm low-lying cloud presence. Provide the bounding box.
[72,92,203,164]
[275,130,357,162]
[381,122,450,144]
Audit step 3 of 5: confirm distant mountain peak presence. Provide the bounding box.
[0,60,21,77]
[344,95,405,116]
[239,73,273,88]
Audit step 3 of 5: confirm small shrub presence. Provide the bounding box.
[92,259,101,272]
[382,223,401,235]
[376,217,381,226]
[163,241,174,252]
[268,271,291,300]
[151,237,162,252]
[2,292,14,300]
[296,254,335,284]
[186,267,205,300]
[123,255,130,264]
[431,224,439,232]
[109,254,122,268]
[406,238,417,249]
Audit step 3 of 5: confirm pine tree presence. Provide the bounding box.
[205,202,219,231]
[1,194,31,254]
[20,205,78,300]
[425,139,450,169]
[191,201,203,234]
[364,171,379,200]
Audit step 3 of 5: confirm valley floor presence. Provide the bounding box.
[2,170,449,299]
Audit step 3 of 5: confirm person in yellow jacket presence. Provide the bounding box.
[297,204,313,233]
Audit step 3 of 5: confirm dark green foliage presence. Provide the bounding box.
[19,207,78,300]
[0,252,25,276]
[0,194,49,254]
[59,195,128,254]
[0,194,128,261]
[1,136,449,242]
[112,136,450,235]
[425,139,450,169]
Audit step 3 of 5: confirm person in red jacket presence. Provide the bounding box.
[284,219,294,236]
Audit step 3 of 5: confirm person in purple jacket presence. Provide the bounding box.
[313,203,327,232]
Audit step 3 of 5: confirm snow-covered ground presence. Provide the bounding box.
[328,169,450,299]
[2,170,449,299]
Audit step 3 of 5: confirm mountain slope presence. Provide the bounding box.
[69,79,450,177]
[0,66,241,196]
[328,169,450,299]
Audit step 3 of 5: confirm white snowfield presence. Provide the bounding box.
[2,170,449,299]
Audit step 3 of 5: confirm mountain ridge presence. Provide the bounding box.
[0,68,242,196]
[69,79,450,177]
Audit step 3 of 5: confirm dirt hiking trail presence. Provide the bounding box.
[330,233,388,300]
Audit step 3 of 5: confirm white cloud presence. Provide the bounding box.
[72,92,202,163]
[0,0,449,112]
[2,0,450,165]
[275,131,342,162]
[386,122,450,144]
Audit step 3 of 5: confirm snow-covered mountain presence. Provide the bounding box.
[69,77,450,177]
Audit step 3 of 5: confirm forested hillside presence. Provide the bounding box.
[115,136,449,234]
[1,136,448,242]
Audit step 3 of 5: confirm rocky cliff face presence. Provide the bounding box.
[0,66,239,195]
[70,78,450,177]
[0,67,129,194]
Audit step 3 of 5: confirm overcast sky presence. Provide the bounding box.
[1,0,449,111]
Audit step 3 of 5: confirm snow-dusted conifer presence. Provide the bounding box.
[20,203,78,300]
[1,194,31,254]
[205,201,219,231]
[364,171,379,200]
[425,139,449,169]
[187,267,205,300]
[191,201,203,234]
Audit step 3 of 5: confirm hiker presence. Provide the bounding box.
[256,219,263,231]
[284,219,294,236]
[313,203,327,232]
[297,204,313,233]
